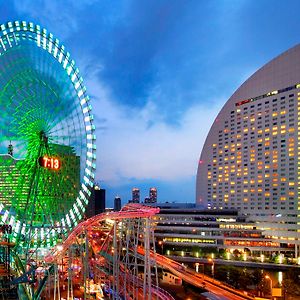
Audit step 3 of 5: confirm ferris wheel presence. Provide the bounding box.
[0,21,96,250]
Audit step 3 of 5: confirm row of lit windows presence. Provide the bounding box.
[213,139,295,158]
[224,240,280,247]
[208,204,296,210]
[164,237,216,244]
[206,90,300,211]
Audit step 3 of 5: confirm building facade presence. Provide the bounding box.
[132,188,140,203]
[196,45,300,257]
[149,187,157,203]
[152,204,297,264]
[114,196,121,211]
[87,185,106,217]
[0,143,80,222]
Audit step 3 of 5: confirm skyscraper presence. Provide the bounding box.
[95,188,106,214]
[132,188,140,203]
[87,185,106,217]
[114,196,121,211]
[148,187,157,204]
[196,45,300,256]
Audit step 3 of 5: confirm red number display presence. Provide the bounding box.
[38,156,61,170]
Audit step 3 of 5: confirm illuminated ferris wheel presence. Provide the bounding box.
[0,21,96,250]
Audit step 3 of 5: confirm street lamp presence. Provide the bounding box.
[195,263,204,281]
[265,275,273,299]
[158,240,164,254]
[208,258,214,279]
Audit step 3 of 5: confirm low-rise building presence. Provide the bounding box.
[151,203,296,263]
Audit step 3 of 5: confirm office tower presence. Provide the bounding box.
[144,197,150,204]
[149,187,157,203]
[114,196,121,211]
[95,188,106,214]
[132,188,140,203]
[87,185,106,217]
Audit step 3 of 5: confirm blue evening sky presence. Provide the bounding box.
[1,0,300,206]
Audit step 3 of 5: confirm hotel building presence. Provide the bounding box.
[196,45,300,257]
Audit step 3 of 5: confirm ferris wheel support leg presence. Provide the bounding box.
[20,136,47,262]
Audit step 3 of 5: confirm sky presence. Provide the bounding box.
[1,0,300,206]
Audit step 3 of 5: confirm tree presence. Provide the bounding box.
[258,278,271,297]
[250,269,264,287]
[282,269,300,299]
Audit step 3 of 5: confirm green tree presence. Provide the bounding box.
[250,269,264,287]
[238,269,252,290]
[282,269,300,299]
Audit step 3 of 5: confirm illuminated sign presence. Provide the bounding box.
[235,99,252,107]
[216,218,236,223]
[38,156,61,170]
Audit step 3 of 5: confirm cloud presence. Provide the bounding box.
[9,0,249,126]
[11,0,97,40]
[86,71,224,187]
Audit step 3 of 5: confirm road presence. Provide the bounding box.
[151,251,254,300]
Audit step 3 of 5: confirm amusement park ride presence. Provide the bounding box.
[0,20,175,300]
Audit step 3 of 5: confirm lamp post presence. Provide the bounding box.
[158,240,164,255]
[195,263,205,281]
[265,275,273,299]
[208,258,214,279]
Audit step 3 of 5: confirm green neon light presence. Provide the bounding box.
[0,21,96,249]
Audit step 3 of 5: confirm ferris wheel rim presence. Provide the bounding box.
[0,20,96,246]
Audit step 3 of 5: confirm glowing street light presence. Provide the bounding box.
[158,240,164,254]
[195,262,200,273]
[208,258,215,279]
[56,245,63,252]
[195,262,204,281]
[265,275,273,299]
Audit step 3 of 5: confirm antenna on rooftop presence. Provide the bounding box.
[8,141,13,156]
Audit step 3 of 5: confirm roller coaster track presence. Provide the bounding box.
[45,204,175,300]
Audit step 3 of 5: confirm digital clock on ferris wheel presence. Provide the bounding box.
[38,156,61,170]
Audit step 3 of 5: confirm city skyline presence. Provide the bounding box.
[2,1,300,205]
